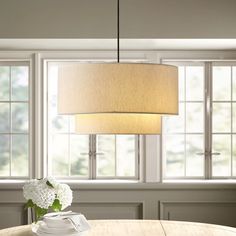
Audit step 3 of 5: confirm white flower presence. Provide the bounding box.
[23,177,73,211]
[45,177,59,188]
[23,179,38,200]
[23,178,56,209]
[56,184,73,210]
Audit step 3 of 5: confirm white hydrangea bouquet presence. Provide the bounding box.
[23,177,73,222]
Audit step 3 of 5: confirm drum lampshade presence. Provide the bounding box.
[58,63,178,115]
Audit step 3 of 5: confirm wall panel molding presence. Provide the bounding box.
[0,203,27,229]
[71,202,144,220]
[160,201,236,227]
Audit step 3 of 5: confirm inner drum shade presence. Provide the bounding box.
[75,113,162,134]
[58,63,178,115]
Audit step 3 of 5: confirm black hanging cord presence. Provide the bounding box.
[117,0,120,63]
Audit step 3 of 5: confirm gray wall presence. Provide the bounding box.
[0,184,236,229]
[0,0,236,38]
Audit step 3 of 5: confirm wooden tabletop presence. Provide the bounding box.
[1,220,236,236]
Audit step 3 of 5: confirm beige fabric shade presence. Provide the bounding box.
[58,63,178,115]
[75,114,162,134]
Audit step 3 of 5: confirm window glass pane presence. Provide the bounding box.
[164,135,185,177]
[116,135,136,177]
[233,135,236,176]
[69,116,76,133]
[49,134,69,176]
[186,66,204,101]
[164,103,185,133]
[212,103,231,133]
[12,134,28,176]
[11,103,28,132]
[11,66,28,101]
[96,135,115,177]
[178,66,185,101]
[186,102,204,133]
[233,103,236,133]
[49,114,69,133]
[212,134,231,176]
[48,65,69,133]
[186,134,204,176]
[233,67,236,101]
[213,66,231,101]
[0,135,10,176]
[70,135,89,177]
[0,103,10,132]
[0,66,10,101]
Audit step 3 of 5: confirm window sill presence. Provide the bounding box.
[163,179,236,183]
[0,179,236,190]
[52,179,236,190]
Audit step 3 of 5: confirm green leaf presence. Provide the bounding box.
[51,199,62,212]
[24,199,35,210]
[35,206,48,222]
[46,180,54,188]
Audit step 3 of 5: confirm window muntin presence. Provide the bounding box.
[0,64,29,178]
[47,62,138,179]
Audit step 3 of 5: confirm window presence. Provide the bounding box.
[212,64,236,177]
[1,52,236,183]
[163,62,236,179]
[163,64,205,178]
[0,62,30,178]
[46,62,139,179]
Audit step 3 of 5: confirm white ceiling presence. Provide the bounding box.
[0,39,236,50]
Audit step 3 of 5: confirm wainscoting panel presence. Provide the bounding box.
[1,184,236,229]
[0,203,27,229]
[160,201,236,227]
[71,203,143,219]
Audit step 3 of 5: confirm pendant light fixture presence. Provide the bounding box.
[58,0,178,134]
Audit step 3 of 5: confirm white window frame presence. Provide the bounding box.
[161,59,236,180]
[41,56,148,181]
[210,61,236,179]
[0,56,34,180]
[161,61,206,180]
[88,135,140,180]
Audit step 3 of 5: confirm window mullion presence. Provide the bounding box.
[9,66,12,177]
[93,135,97,179]
[184,66,187,177]
[89,134,96,179]
[230,66,233,177]
[115,135,117,177]
[204,62,213,179]
[89,134,92,179]
[136,135,140,180]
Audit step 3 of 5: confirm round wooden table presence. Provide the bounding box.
[1,220,236,236]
